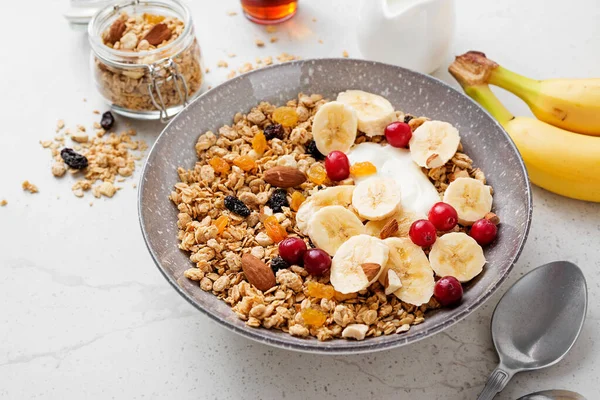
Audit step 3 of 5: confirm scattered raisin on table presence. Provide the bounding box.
[306,140,324,160]
[267,189,289,213]
[264,123,284,140]
[60,148,88,170]
[270,256,289,273]
[403,115,414,124]
[101,111,115,130]
[224,195,251,217]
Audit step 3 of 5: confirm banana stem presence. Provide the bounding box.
[488,66,541,100]
[463,85,514,127]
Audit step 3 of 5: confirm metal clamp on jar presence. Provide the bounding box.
[88,0,203,121]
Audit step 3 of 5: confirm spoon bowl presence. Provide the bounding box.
[478,261,587,399]
[517,389,587,400]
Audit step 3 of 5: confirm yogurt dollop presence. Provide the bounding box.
[346,142,440,217]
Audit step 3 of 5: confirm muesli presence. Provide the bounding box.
[171,91,499,341]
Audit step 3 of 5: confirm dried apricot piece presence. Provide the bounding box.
[233,155,256,171]
[307,163,327,185]
[209,156,230,174]
[143,13,165,24]
[306,282,335,300]
[301,308,327,328]
[350,161,377,177]
[272,106,298,128]
[212,215,229,234]
[252,131,268,155]
[290,191,306,211]
[264,215,287,243]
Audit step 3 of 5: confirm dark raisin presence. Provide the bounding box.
[305,140,324,160]
[224,195,251,217]
[270,256,289,274]
[267,189,289,213]
[101,111,115,130]
[60,148,88,169]
[403,115,414,124]
[264,123,284,140]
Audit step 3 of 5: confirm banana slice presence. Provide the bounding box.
[409,121,460,168]
[442,177,493,225]
[307,206,366,256]
[337,90,396,137]
[381,237,435,306]
[364,208,423,238]
[330,234,389,294]
[352,177,402,221]
[312,101,358,155]
[295,185,355,234]
[429,232,486,282]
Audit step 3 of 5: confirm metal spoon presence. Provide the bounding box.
[477,261,587,400]
[517,389,587,399]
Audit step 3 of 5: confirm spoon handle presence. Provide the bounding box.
[477,364,515,400]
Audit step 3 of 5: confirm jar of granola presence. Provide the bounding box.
[88,0,203,121]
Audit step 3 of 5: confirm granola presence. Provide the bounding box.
[93,12,202,113]
[171,92,497,341]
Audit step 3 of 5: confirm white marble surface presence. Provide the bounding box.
[1,0,599,398]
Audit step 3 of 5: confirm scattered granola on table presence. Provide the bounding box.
[1,199,7,206]
[22,181,39,194]
[171,90,499,341]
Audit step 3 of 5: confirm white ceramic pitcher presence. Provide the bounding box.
[356,0,455,74]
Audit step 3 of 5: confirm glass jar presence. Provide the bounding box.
[88,0,203,121]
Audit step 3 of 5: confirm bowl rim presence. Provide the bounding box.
[138,58,533,354]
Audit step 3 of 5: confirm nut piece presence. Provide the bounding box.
[426,153,441,168]
[107,19,126,44]
[379,219,399,239]
[342,323,369,340]
[263,166,307,188]
[484,212,500,225]
[361,263,381,281]
[143,23,172,46]
[384,269,402,295]
[241,253,276,292]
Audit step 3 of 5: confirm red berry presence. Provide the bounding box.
[303,248,331,276]
[324,151,350,181]
[434,276,463,306]
[428,202,458,231]
[409,219,437,247]
[470,219,498,245]
[384,121,412,148]
[278,237,307,265]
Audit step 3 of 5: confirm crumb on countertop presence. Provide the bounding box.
[217,60,228,68]
[22,181,39,193]
[265,25,277,33]
[343,50,349,58]
[0,199,7,206]
[255,39,265,47]
[270,36,278,43]
[227,11,237,16]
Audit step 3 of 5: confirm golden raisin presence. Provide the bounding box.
[209,157,230,174]
[301,308,327,328]
[212,215,229,234]
[307,163,327,185]
[264,215,288,243]
[143,13,165,24]
[350,161,377,177]
[306,282,335,300]
[272,106,299,128]
[290,191,306,211]
[252,131,268,155]
[233,155,256,171]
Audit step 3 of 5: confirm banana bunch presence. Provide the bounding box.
[449,51,600,202]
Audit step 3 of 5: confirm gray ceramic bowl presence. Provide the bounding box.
[139,59,532,354]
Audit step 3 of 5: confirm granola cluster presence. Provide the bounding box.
[170,93,497,342]
[94,12,202,113]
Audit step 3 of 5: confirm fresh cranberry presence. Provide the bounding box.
[470,219,498,245]
[303,248,332,276]
[428,202,458,231]
[324,151,350,181]
[409,219,437,247]
[384,121,412,148]
[434,276,463,306]
[278,237,307,265]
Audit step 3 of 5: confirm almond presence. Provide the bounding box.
[361,263,381,281]
[484,212,500,225]
[107,19,126,44]
[143,23,172,46]
[379,219,399,239]
[426,153,441,168]
[241,253,276,292]
[263,166,307,188]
